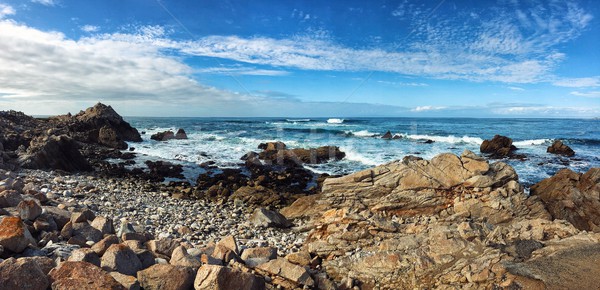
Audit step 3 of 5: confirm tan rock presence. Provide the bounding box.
[0,216,35,253]
[101,244,143,276]
[146,238,179,257]
[91,216,115,235]
[92,234,119,256]
[17,199,42,220]
[0,257,49,290]
[49,261,125,290]
[257,258,314,287]
[68,248,101,266]
[285,250,312,266]
[110,272,140,290]
[240,246,277,267]
[194,264,265,290]
[170,245,202,269]
[137,264,195,290]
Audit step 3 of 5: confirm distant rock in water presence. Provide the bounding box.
[392,134,402,139]
[531,168,600,232]
[480,135,518,158]
[423,139,434,144]
[381,131,393,139]
[151,131,175,141]
[175,128,188,140]
[547,140,575,157]
[257,141,345,166]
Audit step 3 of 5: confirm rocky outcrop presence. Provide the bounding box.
[280,150,595,288]
[151,131,175,141]
[480,135,518,158]
[257,141,345,166]
[175,128,188,139]
[531,168,600,231]
[18,135,92,172]
[381,131,393,139]
[547,139,575,156]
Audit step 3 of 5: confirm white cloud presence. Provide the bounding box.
[377,80,428,87]
[553,77,600,88]
[195,67,289,76]
[0,4,15,19]
[508,86,525,91]
[31,0,57,6]
[411,106,446,112]
[570,91,600,98]
[81,25,100,33]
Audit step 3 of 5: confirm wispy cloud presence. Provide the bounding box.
[31,0,57,6]
[508,86,525,91]
[80,25,100,33]
[411,106,446,112]
[195,67,289,76]
[377,80,428,87]
[553,77,600,88]
[0,4,15,19]
[570,91,600,98]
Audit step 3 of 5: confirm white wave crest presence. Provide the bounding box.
[327,118,344,124]
[513,139,551,146]
[346,130,378,137]
[404,134,484,145]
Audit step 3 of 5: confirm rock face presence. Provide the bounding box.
[257,142,345,166]
[531,168,600,231]
[18,135,92,172]
[547,140,575,157]
[281,150,580,288]
[175,128,188,139]
[381,131,393,139]
[480,135,518,158]
[69,102,142,146]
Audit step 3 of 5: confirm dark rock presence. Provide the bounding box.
[531,168,600,231]
[144,160,184,181]
[18,135,92,172]
[423,139,434,144]
[98,126,128,149]
[392,135,402,139]
[381,131,393,139]
[175,128,188,139]
[66,102,142,145]
[480,135,518,158]
[150,131,175,141]
[547,140,575,157]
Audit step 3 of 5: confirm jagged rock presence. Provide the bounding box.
[137,264,195,290]
[257,258,315,287]
[0,216,35,253]
[72,221,104,243]
[69,102,142,145]
[216,235,239,255]
[101,244,143,276]
[480,135,518,158]
[92,235,120,256]
[285,251,312,267]
[0,189,23,207]
[250,207,292,228]
[49,261,125,290]
[68,248,102,266]
[381,131,393,139]
[16,199,42,221]
[110,272,141,290]
[18,135,92,172]
[151,131,175,141]
[71,209,95,223]
[240,247,277,267]
[547,140,575,157]
[91,216,115,235]
[531,168,600,231]
[170,246,202,269]
[259,145,345,166]
[147,238,180,257]
[175,128,188,139]
[0,257,49,290]
[258,141,286,151]
[194,264,265,290]
[99,126,128,149]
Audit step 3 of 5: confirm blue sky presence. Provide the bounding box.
[0,0,599,117]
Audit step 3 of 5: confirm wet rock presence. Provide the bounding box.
[381,131,393,139]
[151,131,175,141]
[0,216,35,253]
[194,264,265,290]
[175,128,188,139]
[137,264,195,290]
[531,168,600,231]
[480,134,518,158]
[0,257,49,290]
[547,140,575,157]
[101,244,143,276]
[250,207,292,228]
[49,261,125,290]
[99,126,128,149]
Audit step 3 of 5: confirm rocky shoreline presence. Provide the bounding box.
[1,104,599,289]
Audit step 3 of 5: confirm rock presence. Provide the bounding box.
[110,272,141,290]
[99,125,128,149]
[43,206,71,230]
[531,168,600,231]
[17,199,42,220]
[92,235,120,256]
[216,235,239,255]
[250,207,292,228]
[49,261,125,290]
[72,221,104,242]
[258,142,345,166]
[257,258,314,287]
[0,257,49,290]
[91,216,115,235]
[0,189,23,207]
[170,246,202,269]
[71,209,95,223]
[547,140,575,157]
[101,244,143,276]
[68,248,101,267]
[0,216,35,253]
[240,247,277,267]
[194,264,265,290]
[381,131,393,139]
[69,102,142,144]
[175,128,188,139]
[151,131,175,141]
[285,251,312,266]
[147,238,180,257]
[137,264,195,290]
[258,141,286,151]
[18,135,92,172]
[480,134,517,158]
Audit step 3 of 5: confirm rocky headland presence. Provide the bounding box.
[1,104,599,289]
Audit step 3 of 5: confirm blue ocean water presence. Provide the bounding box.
[124,117,600,187]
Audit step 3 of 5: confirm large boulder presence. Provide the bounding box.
[49,261,125,290]
[530,168,600,231]
[547,140,575,157]
[72,103,142,144]
[0,257,50,290]
[151,131,175,141]
[480,135,518,158]
[0,216,36,253]
[194,264,265,290]
[18,135,92,172]
[137,264,195,290]
[101,244,143,276]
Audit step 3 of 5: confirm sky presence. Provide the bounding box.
[0,0,599,117]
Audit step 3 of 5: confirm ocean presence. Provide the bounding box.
[124,117,600,187]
